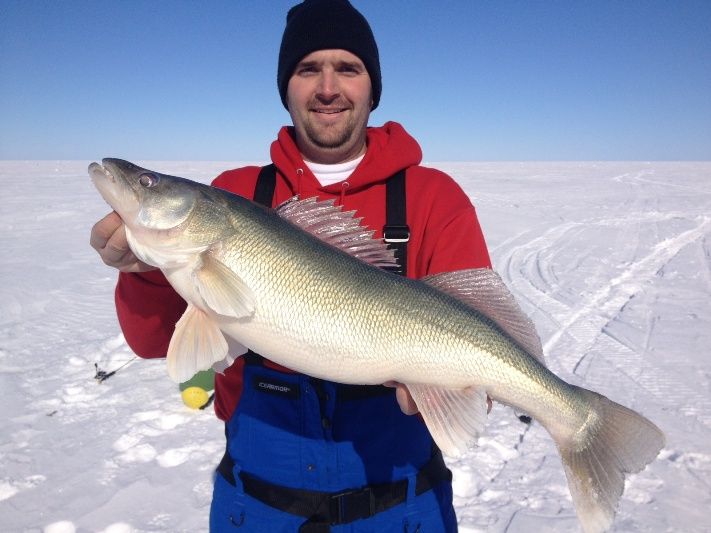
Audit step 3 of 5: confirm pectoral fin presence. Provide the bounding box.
[167,305,228,383]
[407,383,488,457]
[194,252,255,319]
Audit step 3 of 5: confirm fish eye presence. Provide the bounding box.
[138,172,159,188]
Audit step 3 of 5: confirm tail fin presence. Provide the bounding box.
[557,387,665,533]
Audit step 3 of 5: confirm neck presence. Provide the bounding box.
[296,134,367,165]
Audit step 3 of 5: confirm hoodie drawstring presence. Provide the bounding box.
[295,168,304,198]
[293,167,349,205]
[339,181,350,206]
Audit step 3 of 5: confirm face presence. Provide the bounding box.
[286,49,373,164]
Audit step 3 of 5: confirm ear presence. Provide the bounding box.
[285,77,296,111]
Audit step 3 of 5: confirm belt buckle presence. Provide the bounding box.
[329,486,375,524]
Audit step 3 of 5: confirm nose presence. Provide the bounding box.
[316,69,339,102]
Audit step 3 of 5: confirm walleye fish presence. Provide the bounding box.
[90,158,664,533]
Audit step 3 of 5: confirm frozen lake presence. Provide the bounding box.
[1,161,709,532]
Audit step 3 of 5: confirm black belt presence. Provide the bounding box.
[217,449,451,532]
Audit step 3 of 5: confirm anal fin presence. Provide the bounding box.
[407,383,488,457]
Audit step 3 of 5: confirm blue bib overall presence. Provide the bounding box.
[209,165,456,531]
[209,355,457,532]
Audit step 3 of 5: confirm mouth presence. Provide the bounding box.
[88,159,136,215]
[89,161,114,184]
[311,107,349,115]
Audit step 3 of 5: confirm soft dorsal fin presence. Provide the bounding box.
[276,196,398,269]
[422,268,545,365]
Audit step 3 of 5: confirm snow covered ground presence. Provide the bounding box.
[1,160,709,533]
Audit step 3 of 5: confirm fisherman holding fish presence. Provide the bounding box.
[91,1,490,529]
[90,1,664,532]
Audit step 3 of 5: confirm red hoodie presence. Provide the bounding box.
[115,122,491,421]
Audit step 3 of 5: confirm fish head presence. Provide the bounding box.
[89,158,233,267]
[89,158,198,232]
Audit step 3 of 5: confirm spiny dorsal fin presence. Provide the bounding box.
[276,196,398,269]
[423,268,545,365]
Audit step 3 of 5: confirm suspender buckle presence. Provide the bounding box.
[383,225,410,244]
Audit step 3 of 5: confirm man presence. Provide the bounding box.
[90,0,491,530]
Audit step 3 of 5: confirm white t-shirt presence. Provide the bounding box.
[305,154,365,186]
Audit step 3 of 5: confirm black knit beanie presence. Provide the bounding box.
[278,0,382,110]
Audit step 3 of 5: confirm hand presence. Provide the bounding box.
[90,211,155,272]
[384,381,493,416]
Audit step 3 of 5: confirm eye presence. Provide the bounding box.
[138,172,159,188]
[296,63,319,76]
[339,65,359,75]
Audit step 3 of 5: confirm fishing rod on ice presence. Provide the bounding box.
[94,356,138,383]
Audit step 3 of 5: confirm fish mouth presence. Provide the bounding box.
[88,159,138,215]
[88,161,112,183]
[89,161,115,202]
[89,158,139,192]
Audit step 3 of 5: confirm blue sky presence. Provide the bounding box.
[1,0,710,161]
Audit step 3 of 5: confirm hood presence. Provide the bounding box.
[270,121,423,198]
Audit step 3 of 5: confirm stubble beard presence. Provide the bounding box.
[303,115,356,150]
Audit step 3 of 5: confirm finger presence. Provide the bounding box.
[90,211,123,251]
[395,385,419,415]
[89,211,123,254]
[101,225,132,265]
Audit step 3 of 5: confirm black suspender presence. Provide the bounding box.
[254,164,277,207]
[382,169,409,276]
[253,165,409,276]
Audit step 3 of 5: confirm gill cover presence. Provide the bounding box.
[134,170,198,231]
